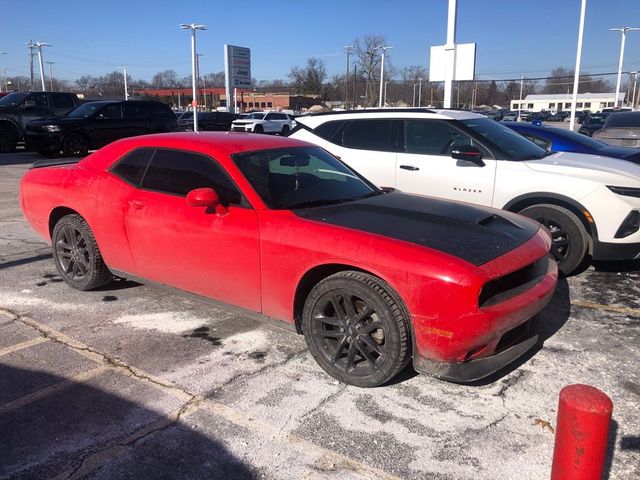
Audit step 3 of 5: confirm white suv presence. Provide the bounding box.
[231,111,295,134]
[290,109,640,275]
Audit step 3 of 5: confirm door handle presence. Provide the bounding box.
[128,199,146,209]
[399,165,420,171]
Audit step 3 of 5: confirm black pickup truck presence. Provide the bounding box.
[0,91,81,152]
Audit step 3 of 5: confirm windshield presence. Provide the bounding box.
[0,92,28,106]
[463,118,548,160]
[245,112,266,120]
[66,103,105,118]
[551,128,606,148]
[232,146,379,209]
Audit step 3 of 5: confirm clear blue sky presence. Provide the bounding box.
[2,0,639,83]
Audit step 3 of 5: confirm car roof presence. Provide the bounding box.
[295,108,484,127]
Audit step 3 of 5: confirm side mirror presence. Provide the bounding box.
[451,145,485,167]
[186,187,228,216]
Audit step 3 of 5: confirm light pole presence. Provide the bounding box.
[32,42,51,91]
[632,72,638,110]
[610,26,640,107]
[179,23,207,132]
[412,83,418,107]
[570,0,587,130]
[120,66,129,101]
[344,45,353,109]
[0,52,6,92]
[384,80,390,106]
[26,41,36,90]
[418,77,423,107]
[375,45,392,108]
[46,61,54,90]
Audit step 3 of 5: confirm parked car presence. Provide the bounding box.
[19,132,557,386]
[546,112,569,122]
[177,111,238,131]
[24,100,177,156]
[562,111,586,123]
[524,111,551,122]
[231,111,295,134]
[592,112,640,148]
[578,113,610,137]
[290,109,640,275]
[503,122,640,163]
[0,91,81,152]
[502,112,519,122]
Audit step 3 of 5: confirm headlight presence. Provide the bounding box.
[607,186,640,198]
[43,125,62,132]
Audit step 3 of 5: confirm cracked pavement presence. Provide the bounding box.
[1,152,639,479]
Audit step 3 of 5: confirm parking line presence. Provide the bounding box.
[0,337,49,357]
[571,300,640,317]
[0,366,108,416]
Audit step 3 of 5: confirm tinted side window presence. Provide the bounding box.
[111,148,154,186]
[28,93,50,108]
[141,149,243,205]
[100,104,123,119]
[148,103,172,116]
[123,104,147,119]
[403,120,491,157]
[314,120,346,142]
[51,94,75,110]
[341,120,394,151]
[522,134,551,150]
[265,113,275,120]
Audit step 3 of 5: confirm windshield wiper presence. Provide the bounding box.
[284,198,353,209]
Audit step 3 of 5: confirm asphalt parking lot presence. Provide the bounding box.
[1,151,639,480]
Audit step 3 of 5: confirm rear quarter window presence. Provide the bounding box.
[110,148,154,186]
[314,120,347,143]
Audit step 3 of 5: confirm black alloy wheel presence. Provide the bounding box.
[302,271,410,387]
[253,124,263,134]
[63,133,89,157]
[281,125,290,136]
[519,204,589,276]
[0,126,17,153]
[52,214,112,290]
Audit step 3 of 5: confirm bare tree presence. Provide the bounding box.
[288,57,327,95]
[151,70,181,88]
[353,34,388,105]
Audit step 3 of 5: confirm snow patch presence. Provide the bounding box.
[114,312,207,333]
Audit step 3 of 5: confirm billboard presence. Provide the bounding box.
[225,45,252,112]
[429,43,476,82]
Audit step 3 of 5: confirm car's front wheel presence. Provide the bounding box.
[63,133,89,157]
[52,214,112,290]
[302,271,411,387]
[519,204,589,276]
[280,125,290,136]
[253,124,263,134]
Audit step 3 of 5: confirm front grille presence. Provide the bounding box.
[478,256,549,308]
[495,319,533,353]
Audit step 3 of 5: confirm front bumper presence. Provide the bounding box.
[24,132,63,152]
[592,239,640,261]
[411,230,558,382]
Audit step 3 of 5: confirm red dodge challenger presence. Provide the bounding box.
[20,132,557,387]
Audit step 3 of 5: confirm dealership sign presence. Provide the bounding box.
[224,45,252,112]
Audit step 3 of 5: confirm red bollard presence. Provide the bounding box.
[551,384,613,480]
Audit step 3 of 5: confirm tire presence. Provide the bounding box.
[0,125,17,153]
[51,214,112,291]
[519,204,589,276]
[281,125,290,136]
[302,271,411,387]
[253,125,263,134]
[63,133,89,157]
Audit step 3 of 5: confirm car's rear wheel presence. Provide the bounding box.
[52,214,112,290]
[0,125,17,153]
[253,125,263,134]
[519,204,589,276]
[281,125,290,136]
[63,133,89,157]
[302,271,410,387]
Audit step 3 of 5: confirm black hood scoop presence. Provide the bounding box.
[294,191,539,266]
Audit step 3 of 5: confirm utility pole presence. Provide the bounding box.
[610,26,640,107]
[413,83,418,107]
[344,45,353,110]
[443,0,457,108]
[46,61,54,90]
[418,78,423,107]
[352,65,357,108]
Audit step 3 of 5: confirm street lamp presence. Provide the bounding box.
[343,45,353,109]
[120,66,129,101]
[610,26,640,107]
[28,42,51,91]
[375,45,392,108]
[179,23,207,132]
[418,78,423,107]
[412,83,418,107]
[384,80,390,106]
[45,61,54,91]
[0,52,6,92]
